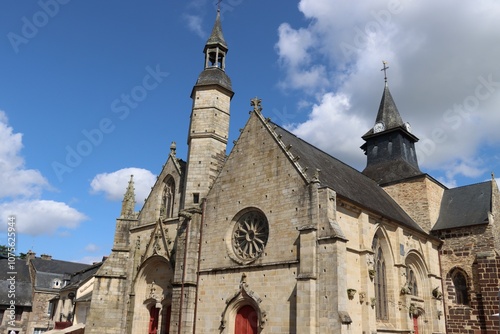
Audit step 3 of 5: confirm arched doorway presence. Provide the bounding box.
[235,305,258,334]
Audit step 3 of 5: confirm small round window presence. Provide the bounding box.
[232,211,269,263]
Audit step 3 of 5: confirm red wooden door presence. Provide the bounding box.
[413,315,419,334]
[149,307,160,334]
[235,305,258,334]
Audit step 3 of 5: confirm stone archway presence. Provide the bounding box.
[131,255,173,334]
[220,274,267,334]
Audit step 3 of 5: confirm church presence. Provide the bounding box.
[83,9,500,334]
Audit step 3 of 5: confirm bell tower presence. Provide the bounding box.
[361,62,422,184]
[183,9,234,208]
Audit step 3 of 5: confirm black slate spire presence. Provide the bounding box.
[361,63,422,185]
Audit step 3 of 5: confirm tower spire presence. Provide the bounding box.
[120,175,136,218]
[360,66,422,184]
[185,9,233,208]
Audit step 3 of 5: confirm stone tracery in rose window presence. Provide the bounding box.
[232,211,269,262]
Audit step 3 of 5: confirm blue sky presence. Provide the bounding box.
[1,0,499,263]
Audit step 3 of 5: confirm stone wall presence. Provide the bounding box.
[383,175,445,232]
[434,225,500,333]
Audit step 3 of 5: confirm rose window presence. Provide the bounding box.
[232,211,269,262]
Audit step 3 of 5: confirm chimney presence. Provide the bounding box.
[41,254,52,260]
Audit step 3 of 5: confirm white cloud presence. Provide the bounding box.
[0,111,87,236]
[276,0,500,183]
[285,92,369,169]
[184,14,205,39]
[90,167,156,205]
[85,243,100,252]
[0,110,49,198]
[0,200,87,235]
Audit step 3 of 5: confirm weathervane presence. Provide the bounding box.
[381,61,389,84]
[217,0,222,11]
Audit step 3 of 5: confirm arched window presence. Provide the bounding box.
[161,177,175,218]
[235,305,258,334]
[372,235,388,320]
[452,270,469,305]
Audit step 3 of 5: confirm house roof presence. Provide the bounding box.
[0,258,32,306]
[432,181,492,231]
[62,261,102,291]
[31,258,90,275]
[272,123,426,233]
[31,257,91,290]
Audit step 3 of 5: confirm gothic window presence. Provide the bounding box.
[406,267,418,296]
[452,270,469,305]
[372,235,388,320]
[161,177,175,218]
[232,210,269,263]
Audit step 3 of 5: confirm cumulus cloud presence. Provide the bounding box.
[90,167,156,205]
[0,111,49,198]
[276,0,500,183]
[286,92,369,169]
[0,200,87,235]
[0,111,87,236]
[184,14,205,39]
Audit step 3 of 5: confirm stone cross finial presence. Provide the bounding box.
[170,141,177,156]
[250,97,262,113]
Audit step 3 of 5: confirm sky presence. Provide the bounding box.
[0,0,499,264]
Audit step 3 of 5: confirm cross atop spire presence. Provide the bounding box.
[381,61,389,85]
[217,0,222,11]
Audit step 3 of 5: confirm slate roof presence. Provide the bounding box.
[31,258,91,290]
[61,261,102,291]
[0,258,32,306]
[273,124,426,233]
[363,85,405,137]
[205,9,227,50]
[194,67,232,93]
[432,181,492,231]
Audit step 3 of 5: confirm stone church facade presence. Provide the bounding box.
[84,10,499,334]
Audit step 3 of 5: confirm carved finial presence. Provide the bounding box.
[312,169,321,183]
[170,141,176,156]
[241,272,247,284]
[492,171,496,180]
[381,60,389,85]
[121,175,136,218]
[250,97,262,113]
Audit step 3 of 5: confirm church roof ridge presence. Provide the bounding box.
[264,118,426,234]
